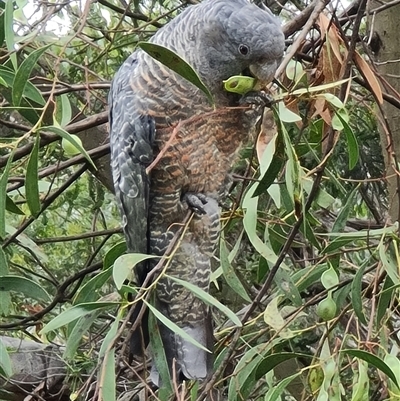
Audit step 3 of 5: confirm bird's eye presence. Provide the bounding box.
[238,44,249,55]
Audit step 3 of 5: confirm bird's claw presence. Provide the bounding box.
[239,91,274,108]
[183,193,208,215]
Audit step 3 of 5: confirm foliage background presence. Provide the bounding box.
[1,0,400,400]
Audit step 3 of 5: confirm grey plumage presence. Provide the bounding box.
[109,0,284,383]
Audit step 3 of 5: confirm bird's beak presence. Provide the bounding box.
[249,61,279,86]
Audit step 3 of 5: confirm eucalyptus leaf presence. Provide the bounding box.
[0,338,12,377]
[166,275,242,327]
[12,44,51,106]
[113,253,157,290]
[44,125,96,169]
[41,302,118,334]
[342,349,400,388]
[351,263,367,325]
[144,299,211,352]
[0,152,13,239]
[25,134,41,218]
[220,234,251,302]
[139,42,214,105]
[0,275,51,301]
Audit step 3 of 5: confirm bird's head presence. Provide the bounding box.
[188,0,285,95]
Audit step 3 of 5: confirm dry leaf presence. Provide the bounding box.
[354,51,383,104]
[311,96,328,119]
[319,13,344,64]
[256,109,276,162]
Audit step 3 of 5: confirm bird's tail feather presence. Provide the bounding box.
[129,299,150,359]
[150,310,213,386]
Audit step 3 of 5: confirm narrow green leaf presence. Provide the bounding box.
[166,275,242,327]
[254,156,284,197]
[144,299,210,352]
[148,306,173,395]
[293,263,328,293]
[5,195,25,215]
[113,253,158,290]
[0,66,45,105]
[68,269,111,340]
[0,10,5,49]
[334,282,351,311]
[0,275,51,301]
[99,312,121,358]
[379,242,400,285]
[220,234,251,302]
[0,338,12,377]
[227,344,266,401]
[243,185,284,266]
[351,264,367,325]
[376,275,394,325]
[4,0,17,70]
[265,372,301,401]
[300,212,321,250]
[267,225,303,249]
[12,44,51,106]
[0,151,14,239]
[351,359,369,401]
[273,267,302,306]
[319,224,397,240]
[190,380,199,401]
[0,99,40,125]
[322,237,354,254]
[281,120,301,203]
[332,187,358,232]
[44,125,97,169]
[104,241,126,270]
[302,178,335,209]
[74,268,112,305]
[214,347,229,373]
[41,302,118,334]
[0,248,8,275]
[336,107,350,123]
[138,42,214,106]
[342,349,399,388]
[336,112,359,170]
[64,313,99,359]
[25,134,41,218]
[384,354,400,391]
[100,347,116,401]
[279,182,295,212]
[228,228,244,262]
[98,312,121,401]
[56,94,72,127]
[256,352,307,380]
[5,224,48,263]
[257,256,269,283]
[253,129,285,197]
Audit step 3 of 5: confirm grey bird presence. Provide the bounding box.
[109,0,284,384]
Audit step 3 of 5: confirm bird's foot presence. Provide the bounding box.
[183,193,208,215]
[239,91,274,108]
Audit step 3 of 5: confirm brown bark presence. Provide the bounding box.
[372,2,400,221]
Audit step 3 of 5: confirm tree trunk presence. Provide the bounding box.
[371,2,400,222]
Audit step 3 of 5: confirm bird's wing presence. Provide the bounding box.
[109,53,155,280]
[109,53,155,356]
